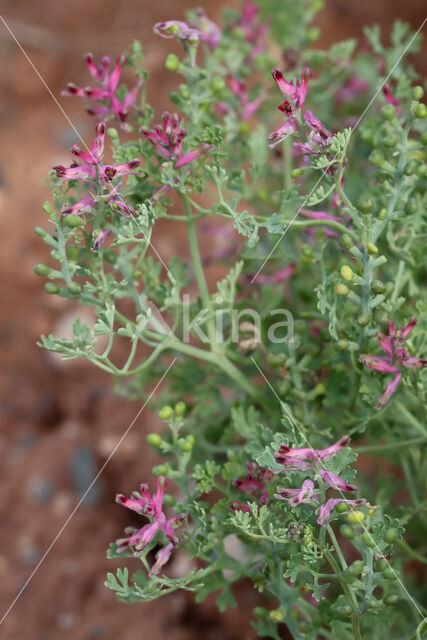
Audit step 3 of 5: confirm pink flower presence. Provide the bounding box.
[256,264,296,284]
[360,318,426,410]
[115,477,184,574]
[275,479,320,505]
[382,83,403,116]
[228,78,263,121]
[317,499,365,527]
[230,1,268,60]
[272,66,313,110]
[141,112,213,169]
[153,20,202,46]
[299,209,341,238]
[275,435,350,463]
[92,229,113,251]
[320,470,357,493]
[303,111,331,141]
[190,8,222,49]
[62,53,143,128]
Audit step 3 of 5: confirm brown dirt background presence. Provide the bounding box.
[0,1,425,639]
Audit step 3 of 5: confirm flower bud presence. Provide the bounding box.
[34,263,51,276]
[369,150,385,167]
[378,208,387,220]
[335,502,349,514]
[349,560,364,576]
[291,167,305,178]
[146,433,163,447]
[253,607,269,618]
[165,54,180,71]
[421,131,427,146]
[50,249,60,261]
[375,559,388,571]
[178,437,193,452]
[306,26,320,42]
[384,594,399,606]
[381,104,397,121]
[339,234,354,249]
[358,198,373,214]
[384,134,398,148]
[175,401,186,417]
[45,282,60,295]
[347,510,365,524]
[357,312,371,327]
[337,340,349,351]
[335,605,352,617]
[64,214,83,228]
[152,464,169,477]
[42,201,56,217]
[67,282,82,295]
[269,609,284,622]
[383,527,398,543]
[340,265,355,281]
[34,226,48,238]
[187,434,196,446]
[67,245,83,261]
[178,84,190,100]
[412,85,424,100]
[382,567,397,580]
[210,77,225,93]
[371,279,385,294]
[162,493,176,507]
[335,283,350,296]
[107,127,119,139]
[367,243,379,255]
[360,532,375,547]
[158,406,173,421]
[313,383,325,395]
[414,103,427,118]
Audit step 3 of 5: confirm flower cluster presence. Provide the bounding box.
[360,318,427,409]
[62,53,142,128]
[274,436,366,526]
[232,0,268,60]
[231,462,273,512]
[115,477,184,575]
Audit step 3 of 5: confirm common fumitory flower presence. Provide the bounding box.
[233,1,268,60]
[62,53,143,128]
[272,66,313,110]
[382,83,403,116]
[115,477,184,574]
[189,8,222,49]
[141,112,213,169]
[153,20,202,46]
[231,462,273,512]
[360,317,427,410]
[300,209,342,238]
[92,229,113,251]
[274,436,365,526]
[53,122,140,186]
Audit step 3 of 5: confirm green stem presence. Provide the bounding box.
[352,615,363,640]
[355,437,427,454]
[395,401,427,437]
[391,259,405,302]
[283,137,292,191]
[397,539,427,565]
[288,219,358,241]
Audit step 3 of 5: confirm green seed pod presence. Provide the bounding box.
[384,527,398,543]
[358,198,373,214]
[339,571,357,584]
[347,510,365,524]
[291,167,305,178]
[357,312,371,327]
[64,214,83,228]
[152,464,169,477]
[178,84,190,100]
[360,532,375,548]
[381,104,396,121]
[66,282,82,295]
[34,263,51,276]
[34,226,48,238]
[371,279,385,294]
[414,103,427,118]
[384,594,399,606]
[175,401,186,417]
[349,560,364,576]
[165,53,180,71]
[382,567,397,580]
[369,150,385,167]
[340,265,355,281]
[340,234,354,249]
[146,433,162,447]
[335,283,350,296]
[384,134,398,148]
[340,524,355,539]
[45,282,60,295]
[367,243,379,255]
[158,406,174,421]
[210,77,225,93]
[412,86,424,101]
[375,559,388,571]
[177,437,193,452]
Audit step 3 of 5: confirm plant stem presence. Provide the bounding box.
[355,437,427,454]
[283,137,292,191]
[397,539,427,565]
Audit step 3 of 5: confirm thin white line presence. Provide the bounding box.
[0,358,177,626]
[251,16,427,283]
[250,356,425,619]
[0,15,176,284]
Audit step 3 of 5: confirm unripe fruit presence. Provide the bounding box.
[67,282,82,295]
[64,214,83,228]
[165,54,180,71]
[384,527,398,543]
[34,263,51,276]
[340,524,355,539]
[158,406,173,421]
[378,208,387,220]
[384,134,398,148]
[367,243,379,255]
[384,594,399,605]
[67,245,83,261]
[178,84,190,100]
[347,510,365,524]
[360,532,375,547]
[211,77,225,93]
[152,464,169,477]
[357,312,371,327]
[371,279,385,294]
[335,283,350,296]
[414,103,427,118]
[358,198,373,214]
[175,401,186,417]
[50,249,60,261]
[178,438,192,452]
[340,234,354,249]
[291,167,305,178]
[381,104,396,121]
[146,433,162,447]
[382,567,397,580]
[375,559,388,571]
[349,560,364,575]
[339,571,356,584]
[336,501,349,514]
[187,434,196,446]
[45,282,60,295]
[336,605,352,616]
[369,150,385,167]
[412,86,424,100]
[340,265,355,281]
[337,340,349,351]
[162,493,176,507]
[269,609,284,622]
